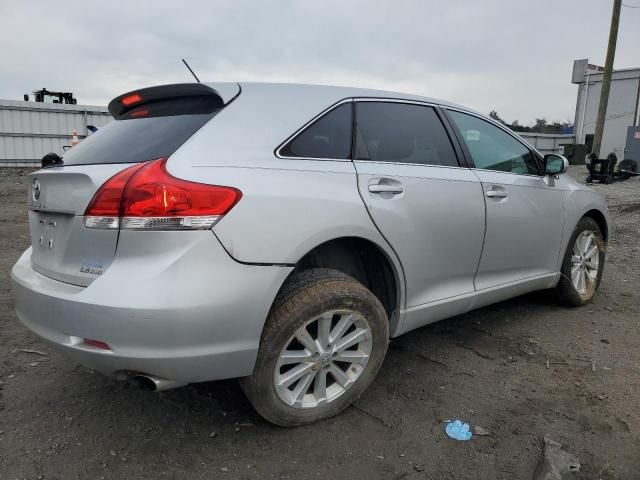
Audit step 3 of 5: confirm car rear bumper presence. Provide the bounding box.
[10,231,293,384]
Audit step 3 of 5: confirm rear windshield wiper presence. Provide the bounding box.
[41,152,64,168]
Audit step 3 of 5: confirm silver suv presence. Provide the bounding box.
[11,82,608,426]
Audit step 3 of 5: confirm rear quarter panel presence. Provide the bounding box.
[166,156,407,333]
[174,158,401,264]
[165,83,407,301]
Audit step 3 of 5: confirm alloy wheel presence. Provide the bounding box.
[571,231,600,295]
[274,310,372,409]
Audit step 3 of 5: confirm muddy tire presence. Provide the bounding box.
[240,268,389,427]
[555,217,606,306]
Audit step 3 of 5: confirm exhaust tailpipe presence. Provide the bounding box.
[133,375,186,392]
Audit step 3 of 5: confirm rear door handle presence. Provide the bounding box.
[368,184,404,194]
[486,188,507,198]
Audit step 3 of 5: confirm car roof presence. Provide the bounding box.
[205,81,473,113]
[170,81,486,169]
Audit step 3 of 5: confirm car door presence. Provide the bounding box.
[446,109,565,292]
[353,100,486,332]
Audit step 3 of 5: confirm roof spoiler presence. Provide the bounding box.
[108,83,224,119]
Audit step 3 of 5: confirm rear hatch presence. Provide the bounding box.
[27,83,236,286]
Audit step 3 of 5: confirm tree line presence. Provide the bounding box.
[488,111,573,134]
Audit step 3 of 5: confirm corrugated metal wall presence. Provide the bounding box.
[0,99,112,166]
[519,133,575,155]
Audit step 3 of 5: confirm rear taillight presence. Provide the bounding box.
[83,163,147,229]
[84,158,241,230]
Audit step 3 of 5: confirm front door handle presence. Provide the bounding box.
[368,184,404,194]
[486,188,507,198]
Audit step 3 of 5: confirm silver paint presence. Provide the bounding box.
[11,82,609,388]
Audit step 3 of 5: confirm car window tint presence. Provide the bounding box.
[62,113,217,166]
[280,103,352,159]
[355,102,458,167]
[448,110,540,175]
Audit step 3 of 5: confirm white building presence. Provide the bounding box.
[572,58,640,159]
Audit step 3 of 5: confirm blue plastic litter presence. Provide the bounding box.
[445,420,472,441]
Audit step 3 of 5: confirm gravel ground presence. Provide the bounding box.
[0,166,639,479]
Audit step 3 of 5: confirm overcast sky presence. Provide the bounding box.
[1,1,639,124]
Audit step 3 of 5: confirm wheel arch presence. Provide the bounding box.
[583,208,609,242]
[276,236,404,336]
[556,206,609,275]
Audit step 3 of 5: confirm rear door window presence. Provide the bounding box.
[280,103,352,159]
[62,113,218,166]
[355,102,459,167]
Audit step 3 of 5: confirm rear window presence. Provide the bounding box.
[62,112,217,166]
[355,102,459,167]
[279,103,352,159]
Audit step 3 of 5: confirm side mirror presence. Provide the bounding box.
[544,154,569,175]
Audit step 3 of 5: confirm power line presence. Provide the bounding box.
[622,2,640,8]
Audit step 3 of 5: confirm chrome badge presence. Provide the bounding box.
[32,179,41,202]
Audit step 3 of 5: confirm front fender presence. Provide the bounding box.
[559,187,609,270]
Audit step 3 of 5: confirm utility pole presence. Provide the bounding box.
[592,0,622,157]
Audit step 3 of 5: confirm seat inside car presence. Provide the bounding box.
[375,135,414,162]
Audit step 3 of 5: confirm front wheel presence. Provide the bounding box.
[555,217,606,306]
[240,268,389,426]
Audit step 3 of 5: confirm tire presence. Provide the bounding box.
[555,217,606,306]
[240,268,389,427]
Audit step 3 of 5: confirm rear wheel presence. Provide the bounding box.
[240,268,389,426]
[556,217,605,306]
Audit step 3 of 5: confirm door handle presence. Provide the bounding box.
[368,184,404,194]
[486,188,507,198]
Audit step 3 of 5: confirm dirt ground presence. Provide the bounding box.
[0,166,638,480]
